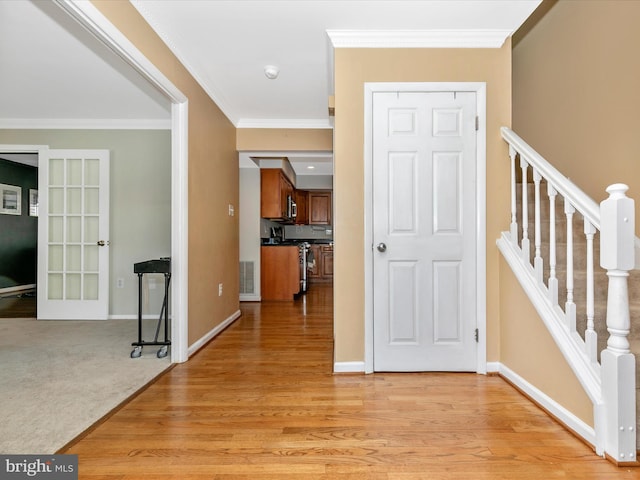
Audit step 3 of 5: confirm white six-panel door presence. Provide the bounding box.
[372,91,477,371]
[37,149,110,320]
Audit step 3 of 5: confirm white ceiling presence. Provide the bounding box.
[0,0,541,175]
[0,0,171,128]
[131,0,541,129]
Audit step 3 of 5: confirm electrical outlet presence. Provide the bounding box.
[218,283,223,296]
[116,278,124,289]
[228,204,234,216]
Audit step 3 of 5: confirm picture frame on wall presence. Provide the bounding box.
[0,183,22,215]
[29,189,38,217]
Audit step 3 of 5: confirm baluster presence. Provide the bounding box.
[547,184,558,305]
[509,145,518,244]
[533,170,543,283]
[584,220,597,363]
[521,158,530,263]
[564,198,576,331]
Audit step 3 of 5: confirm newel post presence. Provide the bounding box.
[600,183,636,462]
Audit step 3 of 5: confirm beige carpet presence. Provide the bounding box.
[0,317,170,454]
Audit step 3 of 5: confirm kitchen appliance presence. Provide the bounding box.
[298,242,311,292]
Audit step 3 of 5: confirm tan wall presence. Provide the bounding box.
[513,0,640,226]
[92,1,239,345]
[499,257,593,426]
[333,45,512,363]
[237,128,333,152]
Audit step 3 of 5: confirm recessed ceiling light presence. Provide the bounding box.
[307,165,315,169]
[264,65,279,80]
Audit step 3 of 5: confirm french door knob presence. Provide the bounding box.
[97,240,110,246]
[377,243,387,253]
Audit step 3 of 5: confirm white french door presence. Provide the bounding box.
[37,149,110,320]
[372,90,478,372]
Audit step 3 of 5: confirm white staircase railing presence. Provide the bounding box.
[497,127,636,462]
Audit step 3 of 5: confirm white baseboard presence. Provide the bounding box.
[188,309,241,357]
[334,361,366,373]
[108,314,167,320]
[486,361,500,373]
[240,294,261,302]
[0,284,36,297]
[494,361,596,449]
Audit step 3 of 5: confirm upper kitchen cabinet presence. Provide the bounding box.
[308,191,332,225]
[294,189,308,225]
[261,168,295,222]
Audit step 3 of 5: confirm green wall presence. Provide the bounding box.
[0,129,171,316]
[0,158,38,288]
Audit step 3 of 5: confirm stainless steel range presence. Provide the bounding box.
[298,242,311,292]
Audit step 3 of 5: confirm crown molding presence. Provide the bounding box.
[236,118,333,129]
[327,29,513,48]
[0,118,171,130]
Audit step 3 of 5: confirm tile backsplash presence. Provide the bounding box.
[260,218,282,239]
[284,224,333,240]
[260,219,333,240]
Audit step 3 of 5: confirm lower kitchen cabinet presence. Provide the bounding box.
[320,245,333,279]
[308,244,333,283]
[261,246,300,300]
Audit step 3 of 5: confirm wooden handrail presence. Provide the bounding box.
[501,127,601,230]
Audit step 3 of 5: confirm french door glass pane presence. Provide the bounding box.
[48,246,63,271]
[84,159,100,186]
[48,274,63,300]
[84,188,99,215]
[66,245,81,271]
[66,274,81,300]
[49,217,63,242]
[84,274,99,300]
[67,188,81,214]
[67,159,82,186]
[67,217,81,243]
[49,188,64,214]
[49,159,64,185]
[84,246,98,272]
[85,216,98,243]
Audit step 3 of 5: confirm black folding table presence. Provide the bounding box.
[131,257,171,358]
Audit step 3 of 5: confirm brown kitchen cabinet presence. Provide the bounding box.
[320,245,333,279]
[294,189,308,225]
[308,191,332,225]
[261,246,300,300]
[308,243,333,283]
[261,168,294,222]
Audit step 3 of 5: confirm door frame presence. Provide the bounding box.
[363,82,487,374]
[55,0,189,363]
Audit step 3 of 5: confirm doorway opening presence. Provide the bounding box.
[0,152,38,318]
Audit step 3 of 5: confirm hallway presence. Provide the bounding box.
[62,284,639,479]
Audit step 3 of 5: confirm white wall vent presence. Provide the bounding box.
[239,261,255,294]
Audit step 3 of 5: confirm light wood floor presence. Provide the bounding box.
[62,284,640,479]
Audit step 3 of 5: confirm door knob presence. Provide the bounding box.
[376,243,387,253]
[97,240,110,246]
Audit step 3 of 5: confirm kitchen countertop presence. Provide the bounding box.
[262,239,333,246]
